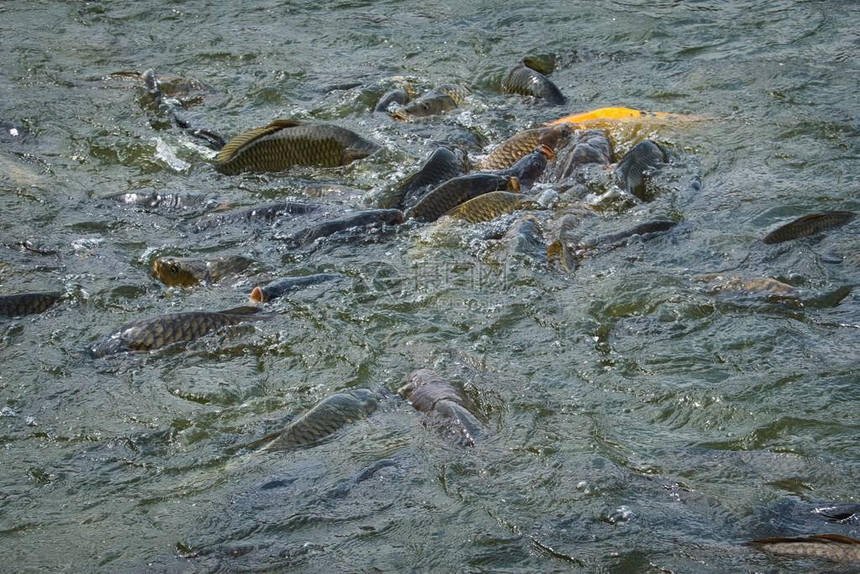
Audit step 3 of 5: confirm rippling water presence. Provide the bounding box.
[2,1,858,572]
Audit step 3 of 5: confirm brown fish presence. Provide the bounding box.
[445,191,541,223]
[90,306,264,357]
[747,534,860,563]
[152,255,253,287]
[399,369,483,447]
[502,62,566,105]
[479,125,572,171]
[762,211,855,244]
[0,292,62,318]
[501,144,554,187]
[214,120,380,174]
[406,174,520,222]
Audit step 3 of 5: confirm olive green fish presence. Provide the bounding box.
[614,140,668,200]
[406,174,520,222]
[479,125,572,171]
[278,209,404,246]
[502,62,566,105]
[262,389,379,450]
[762,211,855,244]
[90,306,264,357]
[748,534,860,563]
[396,147,471,210]
[152,255,253,287]
[390,90,456,121]
[551,129,612,181]
[213,120,380,174]
[0,292,62,318]
[399,369,482,447]
[445,191,541,223]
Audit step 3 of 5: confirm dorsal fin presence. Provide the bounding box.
[219,305,264,316]
[215,119,303,164]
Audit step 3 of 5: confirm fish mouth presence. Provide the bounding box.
[249,286,267,303]
[389,108,410,121]
[536,144,555,161]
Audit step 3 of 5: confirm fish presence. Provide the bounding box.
[213,120,380,174]
[521,53,556,76]
[479,125,572,171]
[500,144,554,187]
[614,140,669,200]
[390,90,457,121]
[545,106,703,127]
[445,191,541,223]
[398,369,482,447]
[152,255,253,287]
[747,534,860,563]
[406,174,520,222]
[693,274,800,298]
[90,306,265,358]
[193,201,323,232]
[503,215,546,262]
[762,211,856,244]
[374,87,410,113]
[250,273,345,303]
[551,129,613,181]
[277,209,404,247]
[396,147,471,210]
[579,220,678,250]
[262,389,379,450]
[0,292,62,318]
[545,206,599,272]
[501,62,566,105]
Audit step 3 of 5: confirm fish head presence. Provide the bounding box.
[348,388,380,414]
[152,257,197,287]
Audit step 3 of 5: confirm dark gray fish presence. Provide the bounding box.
[398,369,483,447]
[762,211,856,244]
[250,273,345,303]
[0,292,62,318]
[816,504,860,524]
[90,306,265,357]
[503,215,546,262]
[390,90,457,121]
[262,389,379,450]
[397,147,471,210]
[580,220,678,250]
[406,174,520,222]
[1,240,58,256]
[500,144,554,187]
[747,534,860,563]
[278,209,404,247]
[614,140,669,200]
[521,54,556,76]
[214,120,380,174]
[551,129,612,181]
[502,62,566,105]
[193,201,323,232]
[374,88,410,113]
[480,125,572,171]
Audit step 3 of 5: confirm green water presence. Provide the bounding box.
[1,1,858,572]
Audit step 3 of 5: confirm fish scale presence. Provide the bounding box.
[90,306,264,357]
[0,292,62,317]
[406,174,519,222]
[479,125,571,171]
